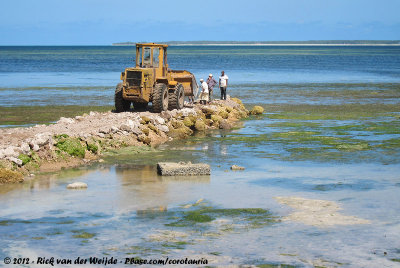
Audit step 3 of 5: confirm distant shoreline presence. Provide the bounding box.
[112,41,400,46]
[139,44,400,47]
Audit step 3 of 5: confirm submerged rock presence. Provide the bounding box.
[66,182,88,189]
[250,105,264,115]
[157,162,211,176]
[231,165,245,170]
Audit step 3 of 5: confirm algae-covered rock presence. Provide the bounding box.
[238,110,248,118]
[183,117,194,128]
[219,120,232,130]
[228,109,240,120]
[201,106,218,118]
[138,135,152,145]
[194,120,206,131]
[171,119,185,129]
[205,119,213,126]
[142,127,150,136]
[231,97,243,105]
[168,125,193,139]
[0,168,24,184]
[211,114,223,123]
[147,123,159,134]
[251,106,264,115]
[219,110,229,119]
[55,137,86,158]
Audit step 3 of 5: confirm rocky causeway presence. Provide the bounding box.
[0,98,263,184]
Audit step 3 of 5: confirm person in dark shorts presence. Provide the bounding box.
[219,71,229,100]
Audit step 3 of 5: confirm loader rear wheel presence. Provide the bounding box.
[168,83,185,110]
[152,83,168,112]
[115,83,131,112]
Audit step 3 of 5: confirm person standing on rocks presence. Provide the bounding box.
[199,78,209,105]
[206,73,217,103]
[219,71,229,100]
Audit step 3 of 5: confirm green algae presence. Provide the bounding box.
[265,104,400,120]
[184,211,214,223]
[336,143,370,151]
[46,230,63,236]
[378,138,400,149]
[72,231,96,239]
[225,131,371,152]
[55,135,86,158]
[161,241,188,249]
[268,122,321,128]
[165,205,277,228]
[124,245,168,256]
[86,143,98,154]
[18,154,31,165]
[326,120,400,135]
[103,146,157,157]
[0,105,112,127]
[0,219,33,225]
[0,220,12,226]
[213,103,400,162]
[32,236,45,240]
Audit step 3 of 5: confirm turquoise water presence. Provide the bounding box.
[1,46,400,267]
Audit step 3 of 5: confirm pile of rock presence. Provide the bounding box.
[0,97,257,184]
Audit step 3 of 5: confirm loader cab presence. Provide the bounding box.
[135,43,168,77]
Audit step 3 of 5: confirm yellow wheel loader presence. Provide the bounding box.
[115,43,198,113]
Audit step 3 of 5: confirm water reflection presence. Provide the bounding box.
[114,164,210,212]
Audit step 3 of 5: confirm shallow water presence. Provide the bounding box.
[1,46,400,267]
[1,139,400,266]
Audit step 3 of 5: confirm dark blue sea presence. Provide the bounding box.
[0,45,399,106]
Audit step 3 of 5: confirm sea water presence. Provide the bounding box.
[0,45,399,106]
[0,46,400,267]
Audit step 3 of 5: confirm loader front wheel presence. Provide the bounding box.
[168,83,185,110]
[115,83,131,112]
[152,83,168,113]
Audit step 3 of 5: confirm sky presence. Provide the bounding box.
[0,0,399,45]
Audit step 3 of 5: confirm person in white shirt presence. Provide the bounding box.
[199,78,209,104]
[219,71,229,100]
